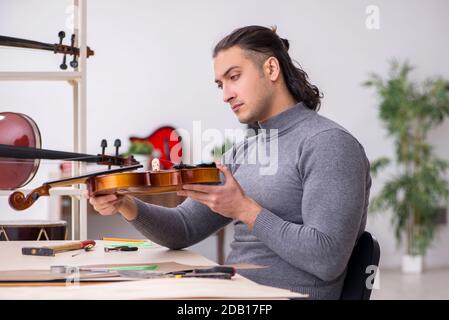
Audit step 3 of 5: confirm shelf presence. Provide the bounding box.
[0,0,88,240]
[0,71,82,81]
[0,187,84,197]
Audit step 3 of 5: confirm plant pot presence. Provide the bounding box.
[402,254,424,274]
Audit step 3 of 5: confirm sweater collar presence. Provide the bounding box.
[257,101,314,133]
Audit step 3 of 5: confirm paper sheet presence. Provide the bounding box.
[0,262,265,283]
[81,262,265,273]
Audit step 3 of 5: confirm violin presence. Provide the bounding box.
[9,159,217,210]
[9,161,220,210]
[0,112,221,211]
[0,112,41,190]
[0,31,94,70]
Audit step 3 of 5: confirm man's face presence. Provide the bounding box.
[214,46,273,124]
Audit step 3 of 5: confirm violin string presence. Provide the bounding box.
[0,160,140,180]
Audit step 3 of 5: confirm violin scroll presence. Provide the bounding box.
[8,185,50,211]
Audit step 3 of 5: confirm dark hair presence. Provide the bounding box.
[213,25,322,111]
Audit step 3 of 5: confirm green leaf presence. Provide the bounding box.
[123,141,153,156]
[370,157,391,177]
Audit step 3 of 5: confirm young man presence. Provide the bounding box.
[89,25,371,300]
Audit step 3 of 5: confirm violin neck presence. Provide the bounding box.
[0,144,100,163]
[0,35,54,52]
[45,164,143,188]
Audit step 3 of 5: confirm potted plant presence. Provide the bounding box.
[123,141,153,170]
[364,60,449,273]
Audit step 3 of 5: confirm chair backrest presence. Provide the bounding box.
[340,231,380,300]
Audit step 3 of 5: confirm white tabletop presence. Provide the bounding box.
[0,240,214,270]
[0,240,306,299]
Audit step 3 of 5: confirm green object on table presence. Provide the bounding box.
[109,265,159,271]
[108,242,153,248]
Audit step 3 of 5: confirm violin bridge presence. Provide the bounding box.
[151,158,160,172]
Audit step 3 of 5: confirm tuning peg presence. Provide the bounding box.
[66,34,78,68]
[100,139,111,169]
[114,139,121,157]
[101,139,107,155]
[57,32,68,70]
[68,34,78,68]
[58,31,65,45]
[60,54,68,70]
[70,55,78,68]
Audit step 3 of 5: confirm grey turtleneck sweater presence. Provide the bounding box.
[129,102,371,299]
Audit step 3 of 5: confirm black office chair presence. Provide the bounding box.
[340,231,380,300]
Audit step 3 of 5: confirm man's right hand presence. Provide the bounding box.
[84,192,138,221]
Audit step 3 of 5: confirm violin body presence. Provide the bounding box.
[0,112,41,190]
[89,167,220,196]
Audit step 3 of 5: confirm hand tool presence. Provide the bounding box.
[117,265,236,280]
[104,246,138,252]
[22,240,96,256]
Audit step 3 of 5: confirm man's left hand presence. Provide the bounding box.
[177,163,262,230]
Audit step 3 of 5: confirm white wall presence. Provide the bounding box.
[1,0,448,267]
